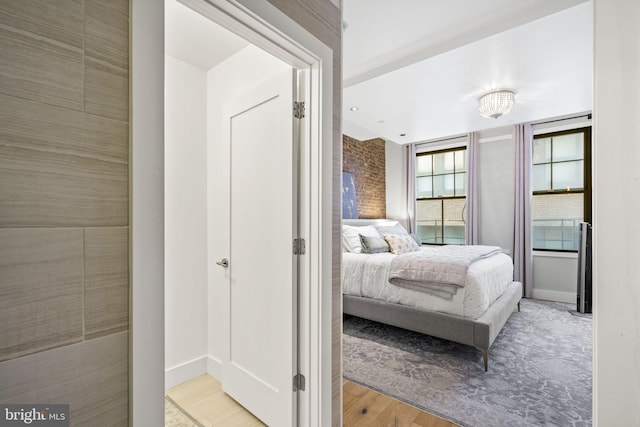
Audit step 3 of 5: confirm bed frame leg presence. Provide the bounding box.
[517,301,521,312]
[482,351,488,372]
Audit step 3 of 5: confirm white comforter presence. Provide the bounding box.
[388,245,503,299]
[342,248,514,320]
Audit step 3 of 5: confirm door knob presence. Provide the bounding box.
[216,258,229,268]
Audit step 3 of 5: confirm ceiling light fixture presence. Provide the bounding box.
[478,89,516,119]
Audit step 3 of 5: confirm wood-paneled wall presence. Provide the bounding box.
[0,0,129,424]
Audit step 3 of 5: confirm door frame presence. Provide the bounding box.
[130,0,334,426]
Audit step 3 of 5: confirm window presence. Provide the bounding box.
[532,127,592,251]
[415,147,466,244]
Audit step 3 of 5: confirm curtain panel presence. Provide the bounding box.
[402,143,417,233]
[513,123,533,297]
[465,132,480,245]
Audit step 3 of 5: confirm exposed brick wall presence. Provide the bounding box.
[343,135,386,219]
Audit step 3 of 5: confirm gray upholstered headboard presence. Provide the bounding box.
[342,218,400,227]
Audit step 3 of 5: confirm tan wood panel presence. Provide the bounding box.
[0,0,131,424]
[0,94,128,227]
[84,227,129,339]
[0,228,83,361]
[0,332,128,425]
[83,0,129,122]
[0,0,83,110]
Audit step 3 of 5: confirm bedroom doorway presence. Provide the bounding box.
[339,2,594,425]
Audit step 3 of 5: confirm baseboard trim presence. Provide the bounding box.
[531,289,576,304]
[165,356,207,390]
[206,355,223,380]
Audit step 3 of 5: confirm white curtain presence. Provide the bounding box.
[402,143,416,233]
[465,132,479,245]
[513,123,533,297]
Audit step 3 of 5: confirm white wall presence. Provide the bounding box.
[164,55,209,388]
[477,129,515,254]
[206,45,290,376]
[531,252,578,303]
[385,140,404,221]
[164,45,289,384]
[593,0,640,424]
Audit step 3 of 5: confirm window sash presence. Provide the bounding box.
[415,145,466,246]
[531,127,591,252]
[416,197,466,245]
[416,147,467,200]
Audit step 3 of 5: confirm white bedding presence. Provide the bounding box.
[342,248,514,320]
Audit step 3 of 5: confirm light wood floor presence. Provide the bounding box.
[166,374,458,427]
[343,380,459,427]
[166,375,265,426]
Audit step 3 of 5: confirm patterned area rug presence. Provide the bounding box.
[165,397,199,427]
[343,299,592,427]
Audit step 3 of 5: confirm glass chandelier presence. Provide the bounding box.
[478,89,516,119]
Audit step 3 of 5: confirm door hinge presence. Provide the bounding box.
[293,238,306,255]
[293,373,306,392]
[293,101,305,119]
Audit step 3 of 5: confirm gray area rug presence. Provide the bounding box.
[343,299,592,427]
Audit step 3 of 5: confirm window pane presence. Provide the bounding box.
[416,199,442,244]
[433,174,455,197]
[415,148,467,245]
[443,199,466,245]
[533,138,551,164]
[552,160,583,190]
[532,193,583,250]
[416,176,432,198]
[532,164,551,191]
[454,150,466,172]
[552,133,583,162]
[433,152,455,174]
[416,154,432,175]
[455,172,466,196]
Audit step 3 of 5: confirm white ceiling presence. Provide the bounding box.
[343,0,593,144]
[165,0,248,71]
[166,0,593,145]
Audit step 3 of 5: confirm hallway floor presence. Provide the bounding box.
[166,374,456,426]
[166,374,264,426]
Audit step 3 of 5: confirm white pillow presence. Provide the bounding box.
[375,223,408,236]
[383,233,420,254]
[371,220,399,227]
[342,225,379,253]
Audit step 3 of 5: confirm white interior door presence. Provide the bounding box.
[222,69,298,427]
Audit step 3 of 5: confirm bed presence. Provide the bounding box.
[342,219,522,371]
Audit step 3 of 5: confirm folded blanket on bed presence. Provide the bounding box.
[388,245,503,300]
